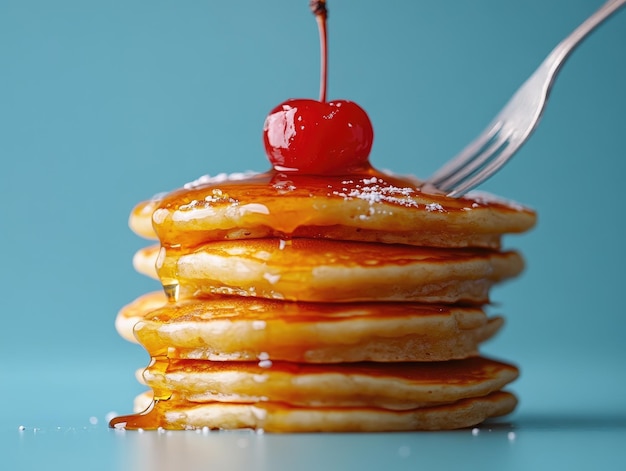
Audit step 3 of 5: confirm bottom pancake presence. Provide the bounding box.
[112,391,517,432]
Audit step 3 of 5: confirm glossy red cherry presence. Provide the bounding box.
[262,0,374,175]
[263,98,373,174]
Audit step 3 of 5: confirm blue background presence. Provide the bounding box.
[1,0,625,469]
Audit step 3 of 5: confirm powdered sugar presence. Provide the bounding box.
[331,178,420,208]
[425,202,444,212]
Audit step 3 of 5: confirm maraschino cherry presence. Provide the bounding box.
[263,0,374,175]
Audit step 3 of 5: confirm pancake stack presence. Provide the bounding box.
[111,168,535,432]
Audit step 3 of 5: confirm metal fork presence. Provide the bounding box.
[426,0,626,197]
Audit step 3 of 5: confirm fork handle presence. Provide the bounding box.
[547,0,626,77]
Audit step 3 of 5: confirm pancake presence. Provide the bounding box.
[118,294,502,362]
[134,238,524,303]
[132,245,161,283]
[140,356,519,409]
[115,291,166,343]
[130,170,535,248]
[128,191,166,241]
[115,390,517,432]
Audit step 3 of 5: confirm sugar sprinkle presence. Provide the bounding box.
[331,178,419,208]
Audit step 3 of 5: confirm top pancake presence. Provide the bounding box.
[130,169,536,248]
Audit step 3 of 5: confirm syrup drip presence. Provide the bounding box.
[146,357,173,401]
[161,279,179,303]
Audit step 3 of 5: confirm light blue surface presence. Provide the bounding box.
[7,418,626,471]
[1,0,625,469]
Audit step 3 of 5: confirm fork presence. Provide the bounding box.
[425,0,626,197]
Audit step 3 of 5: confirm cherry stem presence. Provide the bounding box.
[310,0,328,103]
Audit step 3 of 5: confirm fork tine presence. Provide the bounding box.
[445,144,517,197]
[428,121,502,187]
[433,127,510,192]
